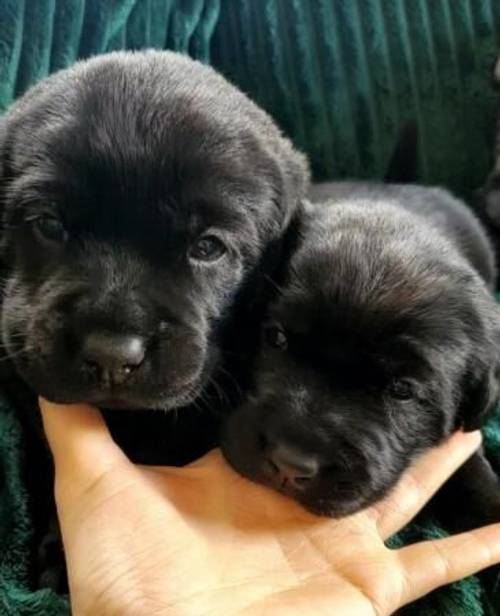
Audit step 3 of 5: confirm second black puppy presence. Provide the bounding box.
[222,183,500,526]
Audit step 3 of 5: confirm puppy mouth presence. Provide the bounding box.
[297,496,365,518]
[98,398,139,410]
[145,377,207,411]
[222,432,371,518]
[44,377,206,411]
[100,386,201,410]
[10,334,215,410]
[267,473,371,517]
[229,456,368,518]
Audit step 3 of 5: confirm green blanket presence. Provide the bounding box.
[1,1,500,614]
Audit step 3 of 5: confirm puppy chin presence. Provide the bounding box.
[296,493,372,519]
[36,376,208,412]
[222,411,389,519]
[15,338,219,411]
[150,378,207,411]
[223,445,373,519]
[18,363,210,412]
[100,386,204,411]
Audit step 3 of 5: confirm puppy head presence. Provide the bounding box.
[222,199,500,516]
[0,51,309,410]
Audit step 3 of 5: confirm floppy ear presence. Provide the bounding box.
[269,140,310,233]
[282,149,310,226]
[458,304,500,431]
[459,363,500,431]
[254,116,310,235]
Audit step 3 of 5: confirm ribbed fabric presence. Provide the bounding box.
[1,0,499,196]
[212,0,500,196]
[0,2,500,614]
[0,0,220,110]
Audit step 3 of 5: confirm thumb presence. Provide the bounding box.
[39,398,130,502]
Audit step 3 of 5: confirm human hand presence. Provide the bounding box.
[39,398,500,616]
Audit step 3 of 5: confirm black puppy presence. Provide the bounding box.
[0,50,308,415]
[0,50,309,584]
[222,183,500,527]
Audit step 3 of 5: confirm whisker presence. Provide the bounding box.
[216,366,243,400]
[263,274,285,297]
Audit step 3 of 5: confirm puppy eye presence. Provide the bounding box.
[31,215,68,243]
[387,378,414,401]
[265,325,288,350]
[189,235,226,262]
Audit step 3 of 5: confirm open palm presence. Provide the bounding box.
[40,399,500,616]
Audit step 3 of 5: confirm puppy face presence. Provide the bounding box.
[222,198,500,516]
[0,51,308,410]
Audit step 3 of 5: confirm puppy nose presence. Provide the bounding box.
[82,332,146,386]
[265,442,319,489]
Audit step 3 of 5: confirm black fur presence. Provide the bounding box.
[0,50,309,586]
[222,182,500,526]
[0,50,308,413]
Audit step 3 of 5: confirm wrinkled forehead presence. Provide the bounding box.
[270,273,468,378]
[6,122,266,243]
[5,77,272,227]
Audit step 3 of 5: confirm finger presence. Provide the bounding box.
[375,430,482,539]
[39,398,130,499]
[396,522,500,608]
[185,448,225,469]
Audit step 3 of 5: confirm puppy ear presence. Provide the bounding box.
[459,363,500,431]
[260,130,310,234]
[458,303,500,431]
[282,148,310,226]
